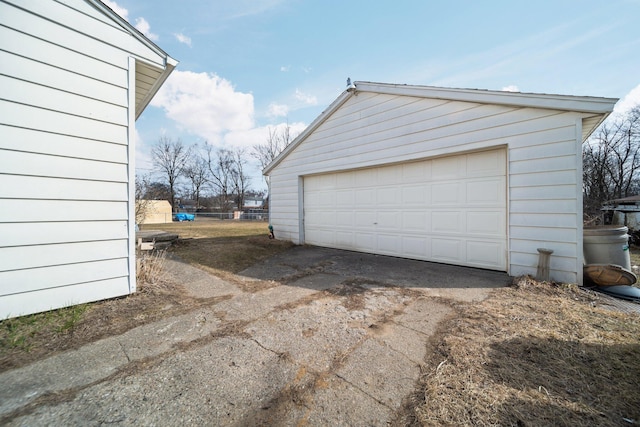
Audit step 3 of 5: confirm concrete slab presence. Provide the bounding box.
[1,245,507,425]
[247,297,368,372]
[336,338,420,411]
[163,257,242,299]
[241,246,510,292]
[0,307,222,416]
[7,337,297,426]
[289,375,395,426]
[214,283,318,322]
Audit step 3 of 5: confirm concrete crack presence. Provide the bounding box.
[118,341,131,362]
[334,373,394,411]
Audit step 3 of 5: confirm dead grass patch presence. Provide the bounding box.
[410,276,640,427]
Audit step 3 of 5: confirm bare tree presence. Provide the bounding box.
[231,148,251,209]
[206,146,235,212]
[134,174,152,225]
[151,136,191,212]
[583,105,640,217]
[252,125,296,186]
[183,144,209,209]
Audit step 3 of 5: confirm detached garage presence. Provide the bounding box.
[264,82,617,284]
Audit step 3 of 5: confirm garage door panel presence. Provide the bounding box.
[467,179,504,204]
[377,187,400,205]
[356,189,376,206]
[336,211,354,227]
[336,190,354,207]
[432,238,463,262]
[467,240,504,268]
[402,236,429,258]
[336,231,354,247]
[432,182,463,204]
[402,161,430,182]
[402,185,428,204]
[319,191,336,207]
[336,171,355,188]
[467,211,504,235]
[467,149,506,176]
[356,169,376,187]
[378,211,400,230]
[401,211,428,231]
[356,233,376,248]
[432,211,462,233]
[378,234,400,254]
[432,156,465,179]
[377,166,403,185]
[304,148,507,270]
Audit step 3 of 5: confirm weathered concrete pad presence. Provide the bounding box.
[300,375,395,427]
[247,297,369,372]
[336,337,420,410]
[2,245,507,425]
[163,257,242,299]
[7,337,296,427]
[240,245,509,291]
[214,283,318,322]
[0,307,223,416]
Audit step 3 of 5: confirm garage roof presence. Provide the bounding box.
[264,81,618,175]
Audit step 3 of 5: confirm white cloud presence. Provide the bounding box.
[614,83,640,114]
[134,17,158,41]
[174,32,192,47]
[150,70,255,144]
[294,89,318,106]
[102,0,128,20]
[280,65,290,72]
[501,85,520,92]
[267,103,289,117]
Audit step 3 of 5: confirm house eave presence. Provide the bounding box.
[87,0,178,119]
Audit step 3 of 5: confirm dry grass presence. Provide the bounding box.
[411,276,640,427]
[145,220,294,281]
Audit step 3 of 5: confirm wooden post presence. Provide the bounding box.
[536,248,554,282]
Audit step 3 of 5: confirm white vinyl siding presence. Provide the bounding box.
[270,91,593,283]
[0,0,170,318]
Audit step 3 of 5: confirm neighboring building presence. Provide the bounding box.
[603,195,640,232]
[265,81,617,284]
[243,197,265,209]
[137,200,173,225]
[0,0,177,318]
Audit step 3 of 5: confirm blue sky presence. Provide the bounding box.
[105,0,640,191]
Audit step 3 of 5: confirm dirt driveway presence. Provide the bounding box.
[0,246,508,426]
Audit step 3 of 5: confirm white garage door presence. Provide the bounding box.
[303,148,507,270]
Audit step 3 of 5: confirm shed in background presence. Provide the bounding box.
[137,200,173,225]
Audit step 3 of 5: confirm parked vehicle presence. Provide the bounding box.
[173,213,195,222]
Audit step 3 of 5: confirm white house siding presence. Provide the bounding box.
[269,89,603,284]
[0,0,169,318]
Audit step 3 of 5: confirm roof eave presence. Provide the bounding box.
[88,0,178,118]
[135,58,177,119]
[353,81,619,114]
[264,81,618,175]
